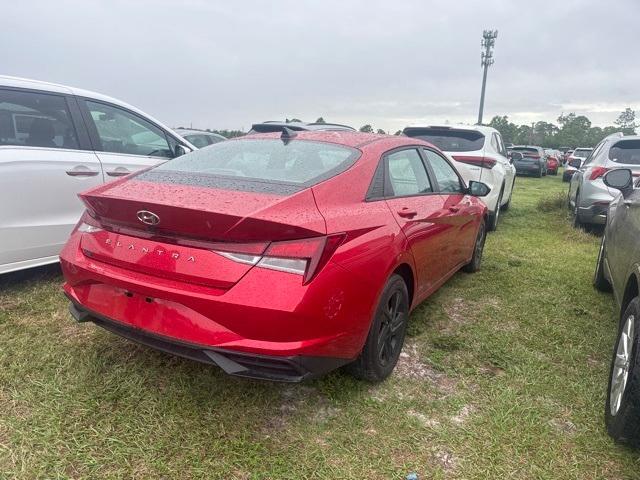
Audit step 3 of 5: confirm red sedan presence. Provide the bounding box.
[61,130,489,382]
[546,155,559,175]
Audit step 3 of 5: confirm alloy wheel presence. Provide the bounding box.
[610,315,635,416]
[377,291,406,366]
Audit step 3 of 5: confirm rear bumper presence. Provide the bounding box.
[67,300,349,382]
[60,229,378,378]
[514,163,541,175]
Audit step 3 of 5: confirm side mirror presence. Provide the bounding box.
[174,144,192,157]
[568,158,581,168]
[604,168,634,197]
[468,181,491,197]
[510,152,523,161]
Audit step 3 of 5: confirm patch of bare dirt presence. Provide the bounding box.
[450,405,474,425]
[393,343,457,393]
[549,418,577,435]
[407,410,440,428]
[434,449,458,471]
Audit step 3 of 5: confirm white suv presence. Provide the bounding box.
[403,124,516,231]
[0,76,195,274]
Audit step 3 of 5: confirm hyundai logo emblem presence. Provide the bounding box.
[137,210,160,226]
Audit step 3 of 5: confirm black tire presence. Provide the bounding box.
[463,219,487,273]
[347,274,409,382]
[488,189,503,232]
[594,234,612,292]
[552,170,558,176]
[606,298,640,446]
[562,172,570,183]
[501,178,515,211]
[572,191,584,229]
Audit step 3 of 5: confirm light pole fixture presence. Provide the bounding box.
[477,29,498,125]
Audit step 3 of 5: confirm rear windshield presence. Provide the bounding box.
[404,129,484,152]
[512,147,539,153]
[149,138,359,188]
[609,140,640,165]
[573,149,592,158]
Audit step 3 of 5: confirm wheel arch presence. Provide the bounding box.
[392,263,415,308]
[621,272,640,320]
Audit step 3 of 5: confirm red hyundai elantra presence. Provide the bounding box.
[61,130,490,382]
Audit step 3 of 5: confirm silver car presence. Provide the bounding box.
[594,168,640,446]
[568,134,639,228]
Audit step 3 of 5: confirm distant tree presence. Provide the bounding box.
[359,124,374,133]
[394,130,403,135]
[286,118,303,123]
[488,115,518,144]
[615,108,637,134]
[376,129,386,134]
[315,117,326,124]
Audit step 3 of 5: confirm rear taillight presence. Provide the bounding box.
[213,234,345,284]
[452,155,497,169]
[72,211,103,234]
[589,167,609,180]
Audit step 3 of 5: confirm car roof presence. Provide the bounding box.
[238,130,429,150]
[404,123,499,136]
[0,75,193,148]
[512,145,543,149]
[251,121,356,132]
[176,129,226,139]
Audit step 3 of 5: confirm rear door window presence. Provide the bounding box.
[0,89,79,149]
[609,140,640,165]
[404,128,485,152]
[385,149,432,197]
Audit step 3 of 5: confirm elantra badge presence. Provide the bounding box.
[137,210,160,226]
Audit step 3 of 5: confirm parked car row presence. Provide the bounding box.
[1,76,503,383]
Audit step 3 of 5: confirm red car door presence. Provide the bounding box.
[422,148,478,270]
[383,148,452,298]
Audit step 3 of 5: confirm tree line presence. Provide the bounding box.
[190,108,638,148]
[487,108,637,148]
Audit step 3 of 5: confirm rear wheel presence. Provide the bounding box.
[488,189,503,231]
[501,178,515,211]
[347,274,409,382]
[463,219,486,273]
[594,235,612,292]
[606,298,640,446]
[573,190,584,229]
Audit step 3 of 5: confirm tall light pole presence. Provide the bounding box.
[477,29,498,125]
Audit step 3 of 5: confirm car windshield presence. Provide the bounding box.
[609,140,640,165]
[405,129,484,152]
[153,138,359,186]
[573,149,592,158]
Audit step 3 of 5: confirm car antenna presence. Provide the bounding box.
[281,127,297,145]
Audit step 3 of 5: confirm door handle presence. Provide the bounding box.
[449,206,460,213]
[106,169,131,177]
[397,208,418,218]
[66,168,100,177]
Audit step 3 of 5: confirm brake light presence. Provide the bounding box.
[72,211,103,234]
[213,234,346,284]
[452,155,497,169]
[589,166,609,180]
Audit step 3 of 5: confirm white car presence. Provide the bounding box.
[403,124,516,231]
[0,76,195,275]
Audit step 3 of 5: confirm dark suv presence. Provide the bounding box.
[510,146,547,177]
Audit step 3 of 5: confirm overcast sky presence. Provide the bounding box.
[4,0,639,132]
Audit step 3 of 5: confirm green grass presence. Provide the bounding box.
[1,172,639,479]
